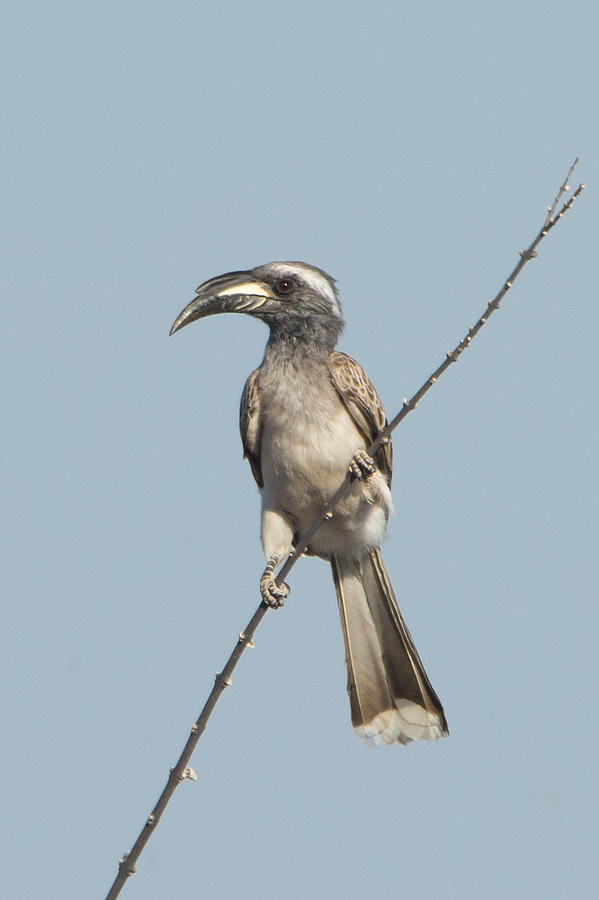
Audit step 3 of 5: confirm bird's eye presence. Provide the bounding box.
[276,278,294,294]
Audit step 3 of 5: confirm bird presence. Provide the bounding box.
[170,261,448,747]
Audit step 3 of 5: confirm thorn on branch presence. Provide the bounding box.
[118,851,137,875]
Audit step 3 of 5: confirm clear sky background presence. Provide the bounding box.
[3,2,597,898]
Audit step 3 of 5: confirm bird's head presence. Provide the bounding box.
[170,261,344,347]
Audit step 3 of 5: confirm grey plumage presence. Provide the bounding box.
[171,261,448,746]
[332,550,446,744]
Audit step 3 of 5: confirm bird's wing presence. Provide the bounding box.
[239,368,263,488]
[329,351,393,484]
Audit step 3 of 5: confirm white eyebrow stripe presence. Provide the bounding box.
[268,263,341,316]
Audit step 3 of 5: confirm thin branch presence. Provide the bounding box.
[276,164,585,587]
[105,605,268,899]
[545,156,579,225]
[105,161,584,898]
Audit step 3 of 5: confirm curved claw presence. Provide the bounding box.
[260,554,291,609]
[260,574,290,608]
[348,450,376,481]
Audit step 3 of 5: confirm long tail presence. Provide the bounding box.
[331,548,448,747]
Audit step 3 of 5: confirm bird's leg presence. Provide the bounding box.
[260,554,291,609]
[348,450,376,481]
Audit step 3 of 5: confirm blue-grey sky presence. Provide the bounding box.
[3,2,597,898]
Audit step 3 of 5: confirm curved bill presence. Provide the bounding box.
[169,271,278,335]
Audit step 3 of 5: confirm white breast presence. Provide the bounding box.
[258,373,391,558]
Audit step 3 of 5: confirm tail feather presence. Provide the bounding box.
[331,548,448,747]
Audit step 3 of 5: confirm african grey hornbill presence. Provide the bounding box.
[170,261,448,746]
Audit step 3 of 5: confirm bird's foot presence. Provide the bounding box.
[260,555,290,609]
[348,450,376,481]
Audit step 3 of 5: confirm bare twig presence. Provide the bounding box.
[545,156,579,225]
[105,161,584,898]
[276,164,585,587]
[105,607,268,899]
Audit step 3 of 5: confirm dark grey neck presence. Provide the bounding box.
[261,338,330,373]
[263,313,343,351]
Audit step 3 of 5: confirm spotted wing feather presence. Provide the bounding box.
[329,351,392,484]
[239,369,263,488]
